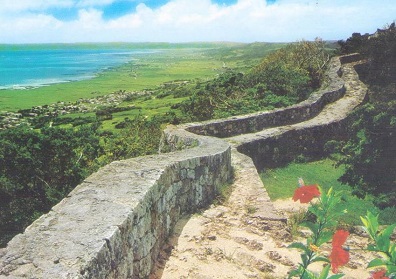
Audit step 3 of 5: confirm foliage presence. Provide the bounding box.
[361,212,396,276]
[288,182,396,278]
[335,102,396,208]
[288,185,347,278]
[338,23,396,84]
[260,159,396,225]
[0,124,101,246]
[179,70,250,120]
[334,23,396,207]
[98,114,162,165]
[0,114,164,247]
[31,115,98,128]
[180,39,332,121]
[249,38,331,97]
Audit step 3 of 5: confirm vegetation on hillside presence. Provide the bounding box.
[330,23,396,208]
[178,39,331,120]
[0,116,162,246]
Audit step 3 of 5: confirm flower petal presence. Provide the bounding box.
[370,269,390,279]
[329,230,350,273]
[292,184,320,203]
[332,230,349,247]
[330,247,349,273]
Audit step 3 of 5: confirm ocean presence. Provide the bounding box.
[0,44,155,90]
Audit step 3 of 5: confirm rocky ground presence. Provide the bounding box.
[150,150,378,279]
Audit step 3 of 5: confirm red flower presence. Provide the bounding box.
[292,184,320,203]
[369,270,390,279]
[329,230,350,273]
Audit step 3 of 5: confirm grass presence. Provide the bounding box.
[1,42,285,133]
[0,50,220,111]
[0,42,287,134]
[0,42,284,112]
[260,159,396,225]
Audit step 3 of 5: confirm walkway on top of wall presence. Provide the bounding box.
[226,60,367,148]
[166,53,367,225]
[150,54,369,278]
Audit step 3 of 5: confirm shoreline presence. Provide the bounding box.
[0,47,215,111]
[0,42,282,112]
[0,48,155,92]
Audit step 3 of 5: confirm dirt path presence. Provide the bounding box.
[150,150,375,279]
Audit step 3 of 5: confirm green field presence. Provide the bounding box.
[260,159,396,225]
[0,42,284,112]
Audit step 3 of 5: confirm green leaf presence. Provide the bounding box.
[376,233,391,252]
[387,264,396,274]
[367,244,378,252]
[288,242,309,254]
[302,269,316,279]
[317,230,334,246]
[390,243,396,261]
[367,258,387,268]
[360,216,369,229]
[311,256,330,264]
[367,211,379,237]
[327,274,345,279]
[301,221,319,234]
[380,224,396,239]
[287,268,301,278]
[318,264,330,279]
[301,253,309,266]
[377,224,396,252]
[324,220,338,229]
[308,204,321,218]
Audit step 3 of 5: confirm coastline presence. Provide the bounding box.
[0,46,220,111]
[0,42,283,112]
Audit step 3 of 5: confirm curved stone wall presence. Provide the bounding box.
[0,129,232,278]
[0,53,366,279]
[232,54,367,170]
[182,56,346,138]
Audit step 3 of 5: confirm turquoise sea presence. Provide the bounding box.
[0,44,156,90]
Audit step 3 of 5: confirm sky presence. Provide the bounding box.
[0,0,395,44]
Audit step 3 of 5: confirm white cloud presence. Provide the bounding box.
[0,0,395,43]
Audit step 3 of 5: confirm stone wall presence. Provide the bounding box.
[0,129,232,278]
[182,56,346,138]
[236,121,348,170]
[233,55,368,171]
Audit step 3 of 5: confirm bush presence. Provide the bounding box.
[335,24,396,208]
[179,39,332,121]
[0,124,101,246]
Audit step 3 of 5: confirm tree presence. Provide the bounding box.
[0,124,101,246]
[335,23,396,207]
[337,102,396,207]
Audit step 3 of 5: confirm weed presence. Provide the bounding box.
[214,182,233,205]
[245,204,258,214]
[287,209,308,239]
